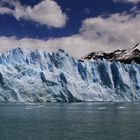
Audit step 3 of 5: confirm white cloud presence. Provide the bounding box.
[46,11,140,57]
[79,13,140,50]
[0,0,67,28]
[0,6,11,14]
[0,7,140,58]
[0,36,95,58]
[113,0,140,4]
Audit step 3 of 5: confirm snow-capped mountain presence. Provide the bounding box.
[81,43,140,64]
[0,46,140,102]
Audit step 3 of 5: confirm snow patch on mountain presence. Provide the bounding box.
[81,43,140,64]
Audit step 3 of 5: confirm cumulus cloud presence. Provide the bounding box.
[0,7,140,58]
[113,0,140,4]
[0,36,95,58]
[79,12,140,51]
[0,0,67,28]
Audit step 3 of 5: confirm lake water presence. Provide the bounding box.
[0,102,140,140]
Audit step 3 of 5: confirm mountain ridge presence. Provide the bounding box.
[81,43,140,64]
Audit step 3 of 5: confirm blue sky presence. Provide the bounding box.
[0,0,140,57]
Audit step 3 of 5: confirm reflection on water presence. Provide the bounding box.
[0,102,140,140]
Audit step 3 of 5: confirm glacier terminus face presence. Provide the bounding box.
[0,47,140,102]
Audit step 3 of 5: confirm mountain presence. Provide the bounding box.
[81,43,140,64]
[0,47,140,102]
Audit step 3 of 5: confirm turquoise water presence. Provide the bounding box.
[0,102,140,140]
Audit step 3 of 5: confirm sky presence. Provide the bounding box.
[0,0,140,57]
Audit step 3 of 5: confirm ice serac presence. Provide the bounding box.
[0,47,140,102]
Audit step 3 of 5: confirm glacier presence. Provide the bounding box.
[0,47,140,102]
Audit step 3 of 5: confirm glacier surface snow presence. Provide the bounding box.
[0,48,139,102]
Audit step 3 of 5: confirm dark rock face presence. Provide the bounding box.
[81,43,140,64]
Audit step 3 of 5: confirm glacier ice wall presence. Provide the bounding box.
[0,47,140,102]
